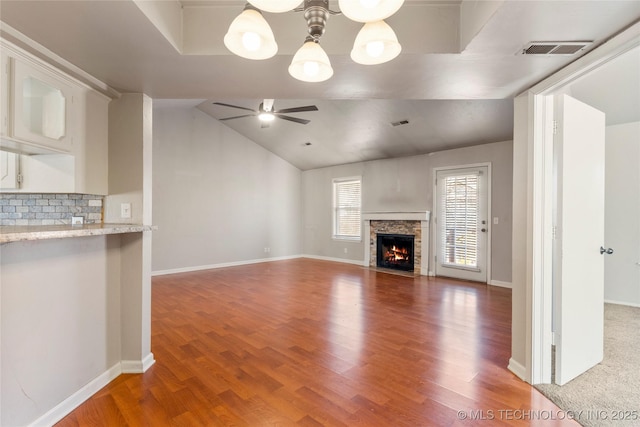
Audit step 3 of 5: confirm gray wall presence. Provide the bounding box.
[152,104,303,273]
[605,121,640,306]
[302,140,513,283]
[1,236,121,426]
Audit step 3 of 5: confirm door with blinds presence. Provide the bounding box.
[435,166,489,282]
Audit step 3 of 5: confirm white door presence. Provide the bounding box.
[554,94,606,385]
[435,166,489,282]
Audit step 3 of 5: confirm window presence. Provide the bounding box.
[333,177,361,240]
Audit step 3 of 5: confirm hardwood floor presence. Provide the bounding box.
[57,259,577,426]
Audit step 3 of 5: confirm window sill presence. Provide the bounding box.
[332,236,362,242]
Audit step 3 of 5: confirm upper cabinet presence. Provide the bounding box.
[0,39,111,195]
[11,59,74,152]
[1,45,76,154]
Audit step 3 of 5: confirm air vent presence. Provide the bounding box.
[520,41,592,56]
[391,119,409,127]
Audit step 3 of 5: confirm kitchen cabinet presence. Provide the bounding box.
[0,39,109,195]
[10,58,74,152]
[0,151,20,190]
[1,45,75,154]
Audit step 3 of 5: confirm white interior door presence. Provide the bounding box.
[554,94,606,385]
[435,166,488,282]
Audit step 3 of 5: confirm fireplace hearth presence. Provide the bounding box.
[376,233,415,272]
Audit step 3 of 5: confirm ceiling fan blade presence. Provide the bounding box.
[276,114,311,125]
[219,114,256,121]
[275,105,318,114]
[213,102,256,113]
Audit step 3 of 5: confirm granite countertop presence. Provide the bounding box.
[0,223,156,243]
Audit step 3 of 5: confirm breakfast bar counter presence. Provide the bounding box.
[0,223,156,243]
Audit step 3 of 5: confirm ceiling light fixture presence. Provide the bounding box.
[258,98,276,121]
[351,20,401,65]
[224,4,278,60]
[224,0,404,82]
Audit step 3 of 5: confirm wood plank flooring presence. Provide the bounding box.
[57,259,577,426]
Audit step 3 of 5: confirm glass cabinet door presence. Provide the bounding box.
[22,76,66,140]
[11,58,73,152]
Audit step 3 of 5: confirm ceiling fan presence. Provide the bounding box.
[213,99,318,128]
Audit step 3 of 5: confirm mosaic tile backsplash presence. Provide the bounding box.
[0,193,103,226]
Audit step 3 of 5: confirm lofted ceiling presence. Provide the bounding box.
[0,1,639,170]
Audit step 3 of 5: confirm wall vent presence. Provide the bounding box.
[520,41,592,56]
[391,119,409,127]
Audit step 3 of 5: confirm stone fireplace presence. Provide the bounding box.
[362,212,430,275]
[377,233,415,271]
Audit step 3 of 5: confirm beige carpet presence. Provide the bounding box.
[535,304,640,427]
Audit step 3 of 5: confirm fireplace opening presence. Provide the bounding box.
[376,233,415,272]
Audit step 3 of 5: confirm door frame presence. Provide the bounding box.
[516,23,640,384]
[433,163,492,284]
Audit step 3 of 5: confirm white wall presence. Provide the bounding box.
[302,140,513,283]
[605,121,640,306]
[510,93,531,379]
[1,236,121,426]
[152,105,303,273]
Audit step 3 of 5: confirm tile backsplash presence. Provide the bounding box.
[0,193,103,226]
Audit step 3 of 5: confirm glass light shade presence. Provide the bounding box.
[350,21,401,65]
[288,40,334,82]
[247,0,302,13]
[258,112,275,121]
[338,0,404,22]
[224,9,278,60]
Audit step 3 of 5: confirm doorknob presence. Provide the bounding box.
[599,246,614,255]
[481,228,487,233]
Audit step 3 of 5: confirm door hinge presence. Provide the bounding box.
[17,173,23,184]
[552,120,558,135]
[552,225,557,240]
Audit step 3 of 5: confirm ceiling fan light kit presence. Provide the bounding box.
[213,100,319,126]
[223,5,278,60]
[225,0,404,82]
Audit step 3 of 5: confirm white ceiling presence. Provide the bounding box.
[569,46,640,126]
[1,1,638,169]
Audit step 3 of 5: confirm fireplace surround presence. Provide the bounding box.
[362,211,430,276]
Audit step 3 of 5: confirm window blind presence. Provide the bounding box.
[333,179,361,239]
[440,173,479,267]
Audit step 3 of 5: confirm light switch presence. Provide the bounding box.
[493,217,499,225]
[121,203,131,219]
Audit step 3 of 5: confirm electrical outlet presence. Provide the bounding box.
[120,203,131,219]
[344,248,348,254]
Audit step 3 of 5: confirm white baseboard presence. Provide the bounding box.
[489,280,512,289]
[301,254,365,266]
[508,357,528,382]
[28,363,121,427]
[604,299,640,308]
[152,255,302,276]
[428,270,435,276]
[122,352,156,373]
